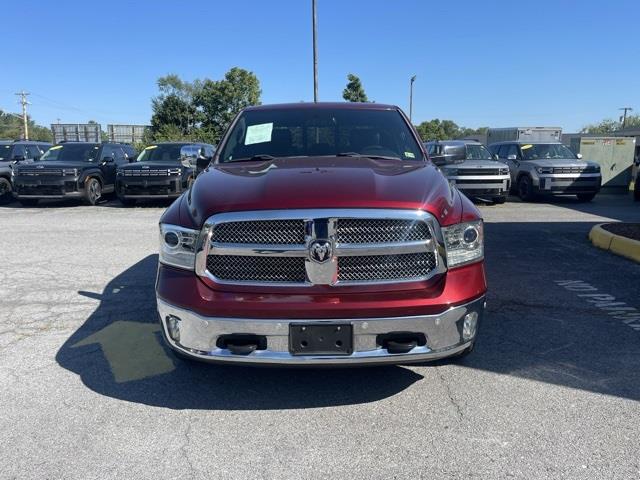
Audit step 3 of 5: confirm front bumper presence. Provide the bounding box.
[157,296,484,365]
[534,173,601,194]
[116,177,184,199]
[13,177,82,199]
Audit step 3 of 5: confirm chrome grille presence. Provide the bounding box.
[207,255,306,283]
[123,169,171,176]
[336,219,431,244]
[458,168,500,176]
[338,252,436,282]
[18,168,62,176]
[199,210,444,286]
[212,220,305,245]
[552,166,593,174]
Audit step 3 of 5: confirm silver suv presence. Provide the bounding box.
[426,140,510,203]
[488,141,601,202]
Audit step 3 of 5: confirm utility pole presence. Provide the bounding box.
[619,107,633,129]
[15,91,30,140]
[312,0,318,102]
[409,75,416,122]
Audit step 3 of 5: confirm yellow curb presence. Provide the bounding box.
[589,223,640,263]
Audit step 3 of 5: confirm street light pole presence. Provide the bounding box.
[409,75,416,122]
[312,0,318,102]
[619,107,633,129]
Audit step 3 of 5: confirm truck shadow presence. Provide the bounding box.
[55,255,424,410]
[56,217,640,408]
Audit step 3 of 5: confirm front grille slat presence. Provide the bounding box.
[212,220,305,245]
[123,169,170,176]
[18,168,62,176]
[338,252,436,282]
[207,255,306,283]
[336,219,431,244]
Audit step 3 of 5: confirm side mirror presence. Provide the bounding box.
[576,153,583,159]
[12,155,26,162]
[507,154,517,161]
[102,156,114,164]
[196,155,211,171]
[493,154,499,160]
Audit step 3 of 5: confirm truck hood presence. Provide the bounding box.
[188,157,463,227]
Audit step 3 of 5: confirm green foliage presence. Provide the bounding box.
[342,74,369,102]
[414,119,487,141]
[581,115,640,134]
[149,68,261,144]
[0,109,53,142]
[194,67,262,143]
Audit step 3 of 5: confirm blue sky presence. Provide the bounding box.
[2,0,638,132]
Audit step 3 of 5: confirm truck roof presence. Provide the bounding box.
[425,140,482,146]
[244,102,398,112]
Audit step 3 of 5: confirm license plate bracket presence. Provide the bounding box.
[289,324,353,355]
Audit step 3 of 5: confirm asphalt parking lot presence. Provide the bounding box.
[0,195,639,479]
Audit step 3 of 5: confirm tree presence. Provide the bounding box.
[414,119,488,141]
[0,109,52,142]
[150,74,200,139]
[581,115,640,134]
[342,74,368,102]
[194,67,261,143]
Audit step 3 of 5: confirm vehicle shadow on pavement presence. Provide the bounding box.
[55,255,424,410]
[453,220,640,402]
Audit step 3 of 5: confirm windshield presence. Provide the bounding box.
[136,144,188,163]
[521,143,577,160]
[219,107,423,163]
[40,144,100,162]
[466,144,493,160]
[0,144,11,161]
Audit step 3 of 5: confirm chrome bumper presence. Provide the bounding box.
[156,296,484,365]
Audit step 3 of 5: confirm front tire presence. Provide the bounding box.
[0,177,12,205]
[517,175,536,201]
[577,192,596,202]
[84,178,102,205]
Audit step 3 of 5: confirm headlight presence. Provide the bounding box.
[168,168,182,176]
[536,167,553,174]
[442,220,484,268]
[116,169,124,176]
[499,168,509,175]
[159,223,199,270]
[63,168,78,176]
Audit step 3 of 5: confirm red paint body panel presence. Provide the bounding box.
[156,261,486,319]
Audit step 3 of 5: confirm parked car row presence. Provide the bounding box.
[3,141,214,206]
[425,127,603,203]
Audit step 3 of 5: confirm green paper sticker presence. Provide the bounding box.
[404,151,415,158]
[245,123,274,145]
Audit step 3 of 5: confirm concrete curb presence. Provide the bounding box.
[589,224,640,263]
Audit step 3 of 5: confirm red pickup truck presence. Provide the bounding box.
[156,102,486,365]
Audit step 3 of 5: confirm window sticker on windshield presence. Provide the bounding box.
[50,145,63,150]
[245,123,273,145]
[521,144,533,150]
[145,145,158,150]
[404,151,415,159]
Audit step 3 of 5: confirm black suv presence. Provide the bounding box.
[0,140,52,203]
[116,142,214,205]
[12,142,136,206]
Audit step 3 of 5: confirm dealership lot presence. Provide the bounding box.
[0,196,639,479]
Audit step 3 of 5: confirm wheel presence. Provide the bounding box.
[576,192,596,202]
[0,177,12,205]
[493,196,507,204]
[517,175,536,201]
[84,178,102,205]
[118,196,136,207]
[19,198,39,207]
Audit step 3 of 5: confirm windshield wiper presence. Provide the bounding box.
[228,154,277,163]
[336,152,403,160]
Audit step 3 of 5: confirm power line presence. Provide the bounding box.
[15,91,30,140]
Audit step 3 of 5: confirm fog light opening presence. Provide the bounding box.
[165,315,181,342]
[462,311,478,341]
